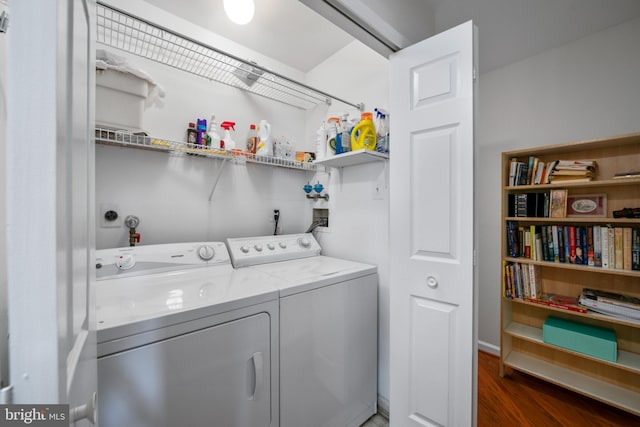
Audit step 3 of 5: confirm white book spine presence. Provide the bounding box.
[601,226,609,268]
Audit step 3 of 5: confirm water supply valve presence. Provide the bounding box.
[303,181,329,201]
[124,215,141,246]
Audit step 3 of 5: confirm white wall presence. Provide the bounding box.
[477,16,640,353]
[0,1,8,388]
[305,40,391,405]
[96,0,314,248]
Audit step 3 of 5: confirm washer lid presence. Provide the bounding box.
[252,256,377,296]
[96,265,279,343]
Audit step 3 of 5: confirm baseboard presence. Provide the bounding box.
[478,340,499,356]
[377,395,389,419]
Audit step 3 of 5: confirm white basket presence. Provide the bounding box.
[96,68,148,132]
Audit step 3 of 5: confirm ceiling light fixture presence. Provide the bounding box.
[223,0,255,25]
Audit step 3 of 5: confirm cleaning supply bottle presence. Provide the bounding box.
[351,112,377,151]
[315,121,327,161]
[196,118,207,147]
[326,117,340,157]
[220,121,236,150]
[246,124,258,154]
[207,114,221,149]
[339,113,352,153]
[256,120,272,156]
[374,108,389,153]
[186,122,197,147]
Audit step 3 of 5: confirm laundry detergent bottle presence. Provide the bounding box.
[351,112,377,151]
[256,120,273,156]
[207,114,221,149]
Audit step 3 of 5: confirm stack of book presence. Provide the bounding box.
[579,288,640,320]
[548,159,597,183]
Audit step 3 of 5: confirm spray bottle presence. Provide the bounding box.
[374,108,389,153]
[339,113,352,153]
[315,121,327,161]
[220,121,236,150]
[207,114,221,149]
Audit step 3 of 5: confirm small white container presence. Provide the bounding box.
[96,68,148,132]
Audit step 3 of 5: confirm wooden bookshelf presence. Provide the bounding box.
[500,132,640,416]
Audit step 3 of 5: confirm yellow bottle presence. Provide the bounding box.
[351,112,377,151]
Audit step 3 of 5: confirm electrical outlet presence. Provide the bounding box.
[372,178,386,200]
[100,203,122,228]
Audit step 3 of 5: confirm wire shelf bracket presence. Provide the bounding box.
[96,2,364,112]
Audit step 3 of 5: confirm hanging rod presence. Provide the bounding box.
[96,2,364,111]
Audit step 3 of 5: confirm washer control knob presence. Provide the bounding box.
[115,254,135,270]
[197,245,215,261]
[254,244,263,252]
[240,245,250,254]
[300,238,311,248]
[267,243,275,250]
[279,242,287,249]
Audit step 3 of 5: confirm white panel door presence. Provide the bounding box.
[389,21,477,427]
[6,0,97,422]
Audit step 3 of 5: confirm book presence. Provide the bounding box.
[534,233,543,262]
[581,288,640,310]
[614,227,624,269]
[587,226,594,266]
[530,225,537,261]
[593,225,602,267]
[507,221,520,257]
[580,227,588,265]
[533,161,546,185]
[612,170,640,179]
[542,160,558,184]
[555,159,597,168]
[601,226,609,268]
[557,225,566,264]
[608,227,616,269]
[524,229,531,259]
[525,293,588,313]
[633,228,640,271]
[623,227,632,270]
[568,225,577,264]
[528,264,540,299]
[549,189,567,218]
[562,225,570,264]
[575,226,584,264]
[552,225,560,262]
[579,289,640,320]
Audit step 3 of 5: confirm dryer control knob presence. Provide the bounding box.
[254,244,263,252]
[240,245,250,253]
[115,254,135,270]
[267,243,275,250]
[299,238,311,248]
[197,245,215,261]
[279,242,287,249]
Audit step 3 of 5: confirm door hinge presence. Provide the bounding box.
[473,67,477,82]
[0,384,13,404]
[473,249,478,266]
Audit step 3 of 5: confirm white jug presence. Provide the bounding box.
[256,120,273,156]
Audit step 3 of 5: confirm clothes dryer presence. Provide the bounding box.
[227,234,378,427]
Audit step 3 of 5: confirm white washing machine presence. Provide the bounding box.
[96,242,281,427]
[227,233,378,427]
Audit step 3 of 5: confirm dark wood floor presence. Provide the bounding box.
[478,351,640,427]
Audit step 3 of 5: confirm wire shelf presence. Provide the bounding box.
[96,2,363,111]
[95,127,317,171]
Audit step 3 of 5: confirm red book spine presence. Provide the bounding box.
[569,226,577,263]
